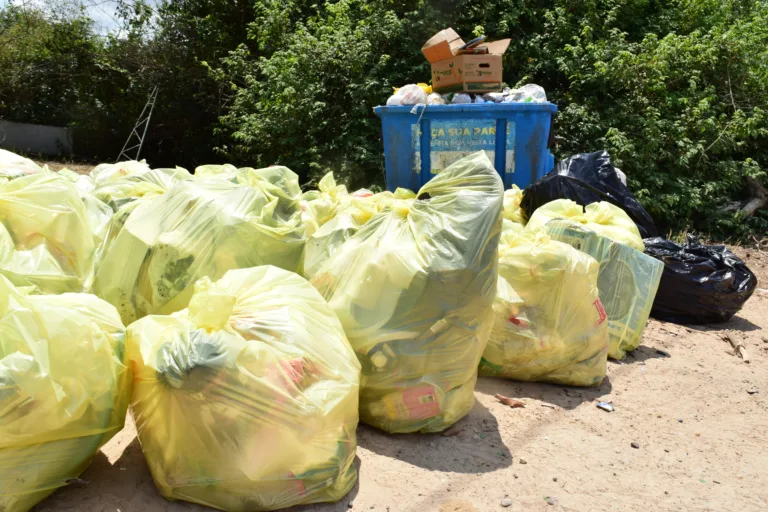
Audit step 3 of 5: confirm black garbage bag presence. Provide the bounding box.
[521,150,659,238]
[643,235,757,324]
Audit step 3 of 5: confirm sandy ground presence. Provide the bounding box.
[34,248,768,512]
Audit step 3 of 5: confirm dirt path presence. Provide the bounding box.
[35,249,768,512]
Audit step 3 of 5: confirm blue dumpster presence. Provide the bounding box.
[374,102,557,191]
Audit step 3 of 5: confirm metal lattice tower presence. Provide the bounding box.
[117,86,159,162]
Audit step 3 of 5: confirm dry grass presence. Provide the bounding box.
[34,158,93,174]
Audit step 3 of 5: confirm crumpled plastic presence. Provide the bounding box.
[502,185,526,225]
[479,227,609,386]
[93,172,306,324]
[127,266,360,511]
[502,84,547,103]
[302,176,415,278]
[0,173,96,293]
[386,84,428,106]
[0,276,129,512]
[545,221,663,359]
[643,235,757,324]
[311,151,503,433]
[524,199,644,251]
[90,160,151,188]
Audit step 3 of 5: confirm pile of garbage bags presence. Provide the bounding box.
[128,266,360,511]
[0,146,758,511]
[0,276,129,511]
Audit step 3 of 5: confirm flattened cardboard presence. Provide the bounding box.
[421,28,464,63]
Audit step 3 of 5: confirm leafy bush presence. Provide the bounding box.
[214,0,768,237]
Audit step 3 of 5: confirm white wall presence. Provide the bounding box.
[0,120,73,156]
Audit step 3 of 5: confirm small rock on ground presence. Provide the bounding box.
[631,441,640,449]
[500,497,512,507]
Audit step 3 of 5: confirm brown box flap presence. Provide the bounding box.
[422,28,464,63]
[484,39,511,55]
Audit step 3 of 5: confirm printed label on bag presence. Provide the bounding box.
[402,385,441,420]
[594,299,608,325]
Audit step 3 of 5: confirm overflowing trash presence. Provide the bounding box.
[522,151,659,238]
[387,84,548,107]
[311,152,503,433]
[0,276,129,511]
[0,140,759,511]
[479,228,609,386]
[127,266,360,511]
[644,235,757,324]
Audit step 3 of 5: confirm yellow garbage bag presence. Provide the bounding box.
[93,176,306,324]
[89,160,151,188]
[544,220,663,359]
[479,229,609,386]
[302,186,414,279]
[503,185,526,224]
[90,168,192,279]
[524,199,644,251]
[127,266,360,512]
[0,149,43,180]
[300,172,350,237]
[0,276,129,512]
[193,163,238,181]
[311,151,503,433]
[0,173,95,293]
[93,167,190,211]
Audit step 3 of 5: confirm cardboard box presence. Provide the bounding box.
[422,28,510,93]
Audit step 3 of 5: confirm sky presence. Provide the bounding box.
[1,0,159,34]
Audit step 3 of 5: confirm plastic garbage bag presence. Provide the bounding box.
[90,160,151,188]
[303,184,415,279]
[545,221,663,359]
[479,228,609,386]
[93,176,306,324]
[427,93,447,105]
[502,185,526,225]
[524,199,644,251]
[93,167,190,211]
[521,150,659,238]
[300,172,350,237]
[0,149,42,180]
[643,235,757,324]
[386,84,428,106]
[451,93,473,104]
[193,163,238,181]
[0,276,129,512]
[127,266,360,511]
[0,173,96,294]
[311,152,503,433]
[502,84,547,103]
